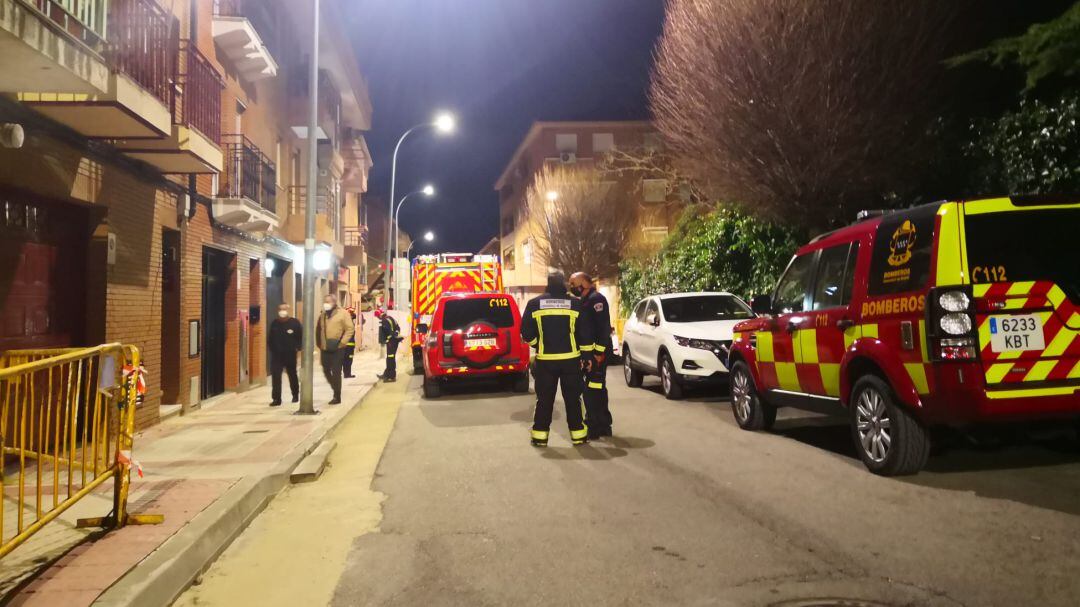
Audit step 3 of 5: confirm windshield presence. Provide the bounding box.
[441,298,515,330]
[965,208,1080,300]
[660,295,753,323]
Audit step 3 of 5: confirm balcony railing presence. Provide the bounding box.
[343,225,368,247]
[105,0,177,105]
[289,185,339,234]
[175,40,224,144]
[29,0,108,47]
[220,134,277,212]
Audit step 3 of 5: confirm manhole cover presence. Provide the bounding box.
[768,596,894,600]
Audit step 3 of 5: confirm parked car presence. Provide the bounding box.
[727,196,1080,476]
[622,292,754,399]
[417,292,531,398]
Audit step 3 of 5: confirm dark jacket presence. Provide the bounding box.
[269,317,303,355]
[579,289,613,354]
[520,287,594,362]
[378,315,401,345]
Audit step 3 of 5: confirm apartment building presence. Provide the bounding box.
[0,0,373,427]
[493,121,681,310]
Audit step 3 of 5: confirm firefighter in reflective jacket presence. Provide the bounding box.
[375,309,401,382]
[520,271,595,447]
[570,272,612,438]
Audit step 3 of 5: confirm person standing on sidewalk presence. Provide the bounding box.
[342,306,358,378]
[317,294,354,405]
[375,309,402,382]
[268,303,302,406]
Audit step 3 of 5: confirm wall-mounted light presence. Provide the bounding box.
[313,249,332,271]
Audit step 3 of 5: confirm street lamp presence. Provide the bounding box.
[393,184,435,264]
[385,111,456,309]
[298,0,322,415]
[405,231,436,259]
[546,190,559,202]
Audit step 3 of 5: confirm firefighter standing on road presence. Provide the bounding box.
[375,309,402,382]
[521,271,595,447]
[570,272,613,439]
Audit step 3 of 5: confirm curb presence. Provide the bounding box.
[93,373,382,607]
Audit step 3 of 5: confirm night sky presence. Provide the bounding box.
[345,0,665,255]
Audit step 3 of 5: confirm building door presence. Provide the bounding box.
[161,229,182,403]
[201,247,231,399]
[0,195,86,351]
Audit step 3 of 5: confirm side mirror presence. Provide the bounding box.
[645,313,660,327]
[416,323,429,334]
[750,294,773,315]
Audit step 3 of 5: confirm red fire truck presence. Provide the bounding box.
[409,253,503,372]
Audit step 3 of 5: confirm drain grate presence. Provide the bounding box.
[773,596,889,600]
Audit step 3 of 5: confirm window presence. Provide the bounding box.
[773,253,815,313]
[633,300,649,322]
[592,133,614,154]
[867,204,940,296]
[441,298,515,331]
[555,133,578,152]
[503,246,515,271]
[642,179,668,203]
[643,132,662,150]
[645,299,660,324]
[501,213,515,237]
[660,295,753,323]
[965,208,1080,300]
[812,242,859,310]
[522,238,533,265]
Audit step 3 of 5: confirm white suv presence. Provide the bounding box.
[621,292,754,399]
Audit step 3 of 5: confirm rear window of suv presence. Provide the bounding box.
[965,208,1080,301]
[441,298,515,330]
[867,203,940,296]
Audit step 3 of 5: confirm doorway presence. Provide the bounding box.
[161,229,181,403]
[201,247,232,399]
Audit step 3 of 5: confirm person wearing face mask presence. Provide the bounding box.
[268,303,302,407]
[316,294,354,405]
[570,272,613,439]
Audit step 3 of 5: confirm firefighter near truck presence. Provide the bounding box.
[727,196,1080,476]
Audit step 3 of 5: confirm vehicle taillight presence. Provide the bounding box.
[927,287,977,361]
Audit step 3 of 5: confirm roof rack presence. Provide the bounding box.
[855,209,889,222]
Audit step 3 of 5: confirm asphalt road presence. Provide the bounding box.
[181,367,1080,607]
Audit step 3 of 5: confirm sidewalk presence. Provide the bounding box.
[1,348,385,607]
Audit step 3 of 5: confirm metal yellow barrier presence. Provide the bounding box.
[0,344,162,560]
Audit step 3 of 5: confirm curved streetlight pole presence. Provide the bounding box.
[393,185,434,264]
[385,114,454,309]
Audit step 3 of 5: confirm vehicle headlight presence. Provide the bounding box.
[938,291,970,312]
[939,313,972,335]
[675,336,718,351]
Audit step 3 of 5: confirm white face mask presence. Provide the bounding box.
[278,310,289,318]
[323,303,334,312]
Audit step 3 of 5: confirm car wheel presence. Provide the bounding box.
[422,375,442,399]
[659,353,684,400]
[729,361,776,431]
[849,375,930,476]
[623,346,643,387]
[512,372,530,393]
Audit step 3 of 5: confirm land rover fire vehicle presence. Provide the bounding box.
[727,196,1080,475]
[409,253,503,373]
[417,292,531,398]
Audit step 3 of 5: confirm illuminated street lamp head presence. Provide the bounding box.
[424,231,435,242]
[546,190,559,202]
[422,184,435,197]
[433,112,455,134]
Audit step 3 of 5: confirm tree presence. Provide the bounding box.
[651,0,962,230]
[523,164,638,280]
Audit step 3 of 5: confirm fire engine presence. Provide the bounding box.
[409,253,503,372]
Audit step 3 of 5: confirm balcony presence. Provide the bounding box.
[211,0,277,83]
[282,185,342,255]
[5,0,176,138]
[342,225,367,266]
[115,40,224,173]
[211,134,279,234]
[341,133,371,194]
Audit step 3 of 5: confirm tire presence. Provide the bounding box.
[512,372,530,393]
[849,375,930,476]
[412,347,424,374]
[422,375,442,399]
[623,346,644,387]
[729,361,776,431]
[659,353,684,400]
